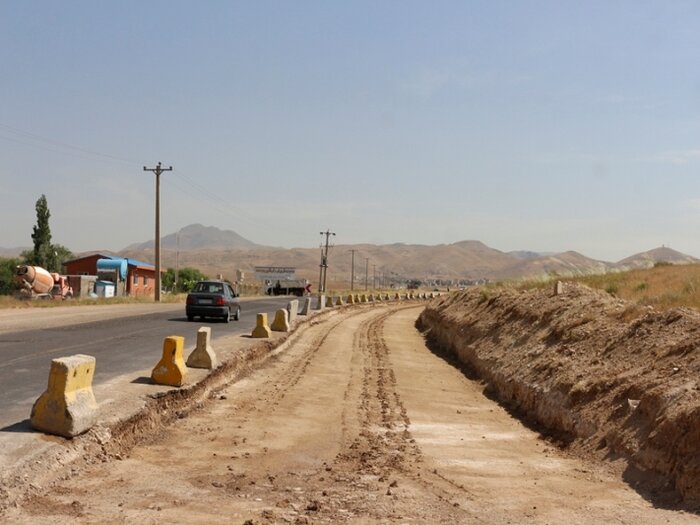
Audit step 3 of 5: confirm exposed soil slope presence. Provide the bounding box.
[419,284,700,506]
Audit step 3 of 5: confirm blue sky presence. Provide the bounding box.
[1,1,700,261]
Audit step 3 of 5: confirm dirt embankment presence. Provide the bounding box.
[418,283,700,505]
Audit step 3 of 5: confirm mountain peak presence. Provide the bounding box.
[123,224,263,252]
[617,246,699,268]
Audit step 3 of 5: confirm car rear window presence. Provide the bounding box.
[192,282,224,294]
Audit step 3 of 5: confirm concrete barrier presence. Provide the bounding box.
[347,294,355,304]
[368,293,375,302]
[326,296,335,308]
[336,295,344,306]
[286,299,299,323]
[554,280,563,295]
[314,294,326,310]
[271,308,290,332]
[186,327,218,370]
[30,354,98,438]
[252,313,272,338]
[395,293,401,301]
[354,294,361,303]
[360,294,368,303]
[299,297,312,315]
[152,336,188,387]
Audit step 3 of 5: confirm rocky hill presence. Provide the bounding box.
[493,251,614,280]
[39,223,694,285]
[616,246,699,270]
[116,225,700,287]
[123,224,265,252]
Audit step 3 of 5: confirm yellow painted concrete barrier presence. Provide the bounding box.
[31,354,98,438]
[395,293,401,300]
[152,336,188,387]
[336,296,344,306]
[360,294,368,303]
[271,308,290,332]
[252,313,272,338]
[186,327,218,370]
[347,294,355,304]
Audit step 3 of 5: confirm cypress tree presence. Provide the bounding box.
[29,195,56,271]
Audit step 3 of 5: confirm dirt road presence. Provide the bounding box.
[4,305,697,524]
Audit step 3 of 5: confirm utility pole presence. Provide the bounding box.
[143,162,172,302]
[174,228,180,293]
[349,249,356,291]
[318,229,335,293]
[318,247,324,295]
[365,257,369,291]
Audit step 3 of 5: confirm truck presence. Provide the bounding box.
[267,279,311,297]
[16,265,74,300]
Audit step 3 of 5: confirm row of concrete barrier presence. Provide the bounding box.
[30,291,440,438]
[249,292,440,338]
[30,326,221,438]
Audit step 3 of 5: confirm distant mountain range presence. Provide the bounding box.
[2,224,698,284]
[116,224,700,285]
[0,247,28,258]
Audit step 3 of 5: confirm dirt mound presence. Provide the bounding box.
[418,283,700,505]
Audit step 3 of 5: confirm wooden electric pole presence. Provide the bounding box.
[143,162,172,302]
[349,249,356,291]
[318,229,335,293]
[365,257,369,291]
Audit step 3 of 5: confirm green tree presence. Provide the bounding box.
[21,195,73,272]
[30,195,53,269]
[0,257,21,295]
[163,267,207,293]
[52,244,73,271]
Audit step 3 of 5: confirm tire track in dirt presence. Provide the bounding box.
[6,304,477,524]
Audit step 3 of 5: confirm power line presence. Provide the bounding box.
[0,123,143,165]
[0,123,311,241]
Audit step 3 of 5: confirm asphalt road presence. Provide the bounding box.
[0,296,293,430]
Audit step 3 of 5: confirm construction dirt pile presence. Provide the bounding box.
[418,283,700,506]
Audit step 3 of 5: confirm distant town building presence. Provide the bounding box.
[63,253,162,297]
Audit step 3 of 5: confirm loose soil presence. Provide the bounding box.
[2,301,698,524]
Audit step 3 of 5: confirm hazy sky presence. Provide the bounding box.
[2,1,700,261]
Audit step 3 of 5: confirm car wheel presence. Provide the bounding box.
[233,307,240,321]
[223,308,231,323]
[187,315,194,322]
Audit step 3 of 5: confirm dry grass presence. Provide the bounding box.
[574,263,700,311]
[0,293,186,309]
[509,263,700,312]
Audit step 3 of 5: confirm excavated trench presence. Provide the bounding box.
[418,283,700,507]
